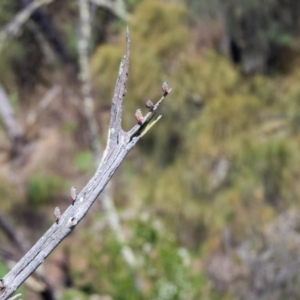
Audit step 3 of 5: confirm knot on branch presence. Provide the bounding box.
[67,217,78,228]
[0,279,5,290]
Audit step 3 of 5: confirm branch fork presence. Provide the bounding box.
[0,27,171,300]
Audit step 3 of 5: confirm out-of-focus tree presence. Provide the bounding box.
[224,0,300,73]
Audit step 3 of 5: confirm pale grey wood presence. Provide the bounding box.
[0,28,171,300]
[0,86,23,156]
[0,212,57,300]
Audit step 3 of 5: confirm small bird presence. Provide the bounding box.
[54,207,61,224]
[70,186,77,205]
[135,109,143,125]
[145,99,154,111]
[162,81,170,96]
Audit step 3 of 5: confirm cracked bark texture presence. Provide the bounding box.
[0,28,171,300]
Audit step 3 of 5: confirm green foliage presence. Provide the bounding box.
[0,259,8,277]
[133,218,158,245]
[62,288,89,300]
[75,215,204,300]
[0,0,19,26]
[238,140,291,208]
[126,0,144,11]
[8,91,19,109]
[27,173,66,206]
[64,22,80,61]
[3,0,300,299]
[85,1,300,298]
[0,175,20,211]
[186,0,221,17]
[91,0,300,254]
[222,0,300,72]
[91,45,124,106]
[88,0,289,261]
[0,41,24,88]
[74,151,94,173]
[62,121,77,134]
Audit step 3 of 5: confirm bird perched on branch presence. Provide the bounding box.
[135,109,143,125]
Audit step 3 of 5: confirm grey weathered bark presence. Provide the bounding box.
[0,213,57,300]
[0,86,23,157]
[0,28,171,300]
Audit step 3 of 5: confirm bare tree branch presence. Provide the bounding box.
[0,214,57,300]
[0,28,171,300]
[0,0,54,52]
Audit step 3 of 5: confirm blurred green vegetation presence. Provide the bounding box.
[0,259,8,277]
[0,42,25,88]
[90,0,300,297]
[0,0,18,26]
[27,173,67,206]
[74,151,94,173]
[74,216,206,300]
[1,0,300,299]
